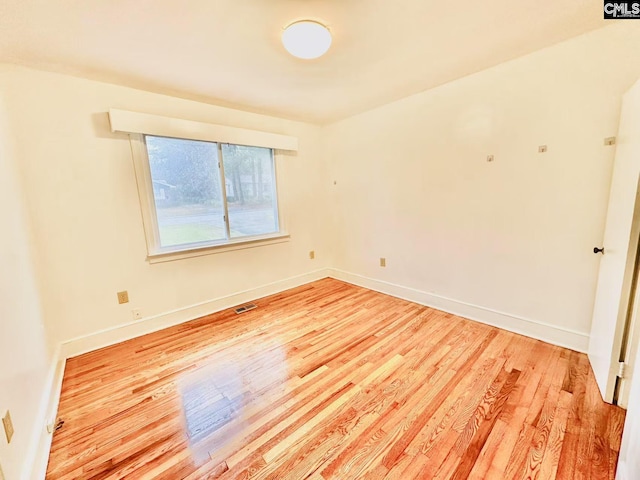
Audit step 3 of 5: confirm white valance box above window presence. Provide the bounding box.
[108,109,299,152]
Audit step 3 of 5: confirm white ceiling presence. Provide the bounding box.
[0,0,609,124]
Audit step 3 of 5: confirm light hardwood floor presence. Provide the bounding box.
[46,278,625,479]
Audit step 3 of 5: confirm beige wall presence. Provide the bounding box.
[0,65,331,350]
[324,23,640,350]
[0,84,52,479]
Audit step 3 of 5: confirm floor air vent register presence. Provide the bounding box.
[234,303,257,314]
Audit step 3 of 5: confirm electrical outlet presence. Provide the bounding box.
[117,291,129,304]
[486,155,494,162]
[380,258,386,267]
[132,309,143,320]
[309,250,315,260]
[538,145,547,153]
[2,410,14,444]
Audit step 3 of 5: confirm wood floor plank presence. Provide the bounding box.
[448,369,521,480]
[45,278,625,480]
[466,342,551,479]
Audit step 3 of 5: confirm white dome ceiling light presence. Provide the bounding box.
[282,20,332,60]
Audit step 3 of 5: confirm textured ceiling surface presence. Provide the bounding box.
[0,0,610,123]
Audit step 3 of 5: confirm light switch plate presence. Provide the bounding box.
[2,410,14,444]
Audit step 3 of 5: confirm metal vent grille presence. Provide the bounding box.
[234,303,257,314]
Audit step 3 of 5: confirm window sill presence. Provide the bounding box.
[147,233,290,264]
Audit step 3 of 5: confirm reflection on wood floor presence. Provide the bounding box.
[46,278,625,479]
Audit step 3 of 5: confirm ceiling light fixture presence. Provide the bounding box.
[282,20,332,60]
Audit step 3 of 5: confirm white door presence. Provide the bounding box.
[589,78,640,404]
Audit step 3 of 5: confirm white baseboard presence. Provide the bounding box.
[59,267,589,360]
[61,268,331,359]
[327,268,590,353]
[24,345,66,480]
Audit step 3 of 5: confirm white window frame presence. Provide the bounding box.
[129,134,289,263]
[110,109,297,263]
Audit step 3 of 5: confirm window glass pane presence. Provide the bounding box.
[221,145,279,238]
[145,136,226,247]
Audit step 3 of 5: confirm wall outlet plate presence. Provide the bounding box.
[2,410,14,444]
[117,290,129,304]
[132,309,143,320]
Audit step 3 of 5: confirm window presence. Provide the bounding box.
[109,109,297,261]
[134,135,285,259]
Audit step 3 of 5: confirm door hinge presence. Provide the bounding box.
[46,418,64,434]
[617,362,627,379]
